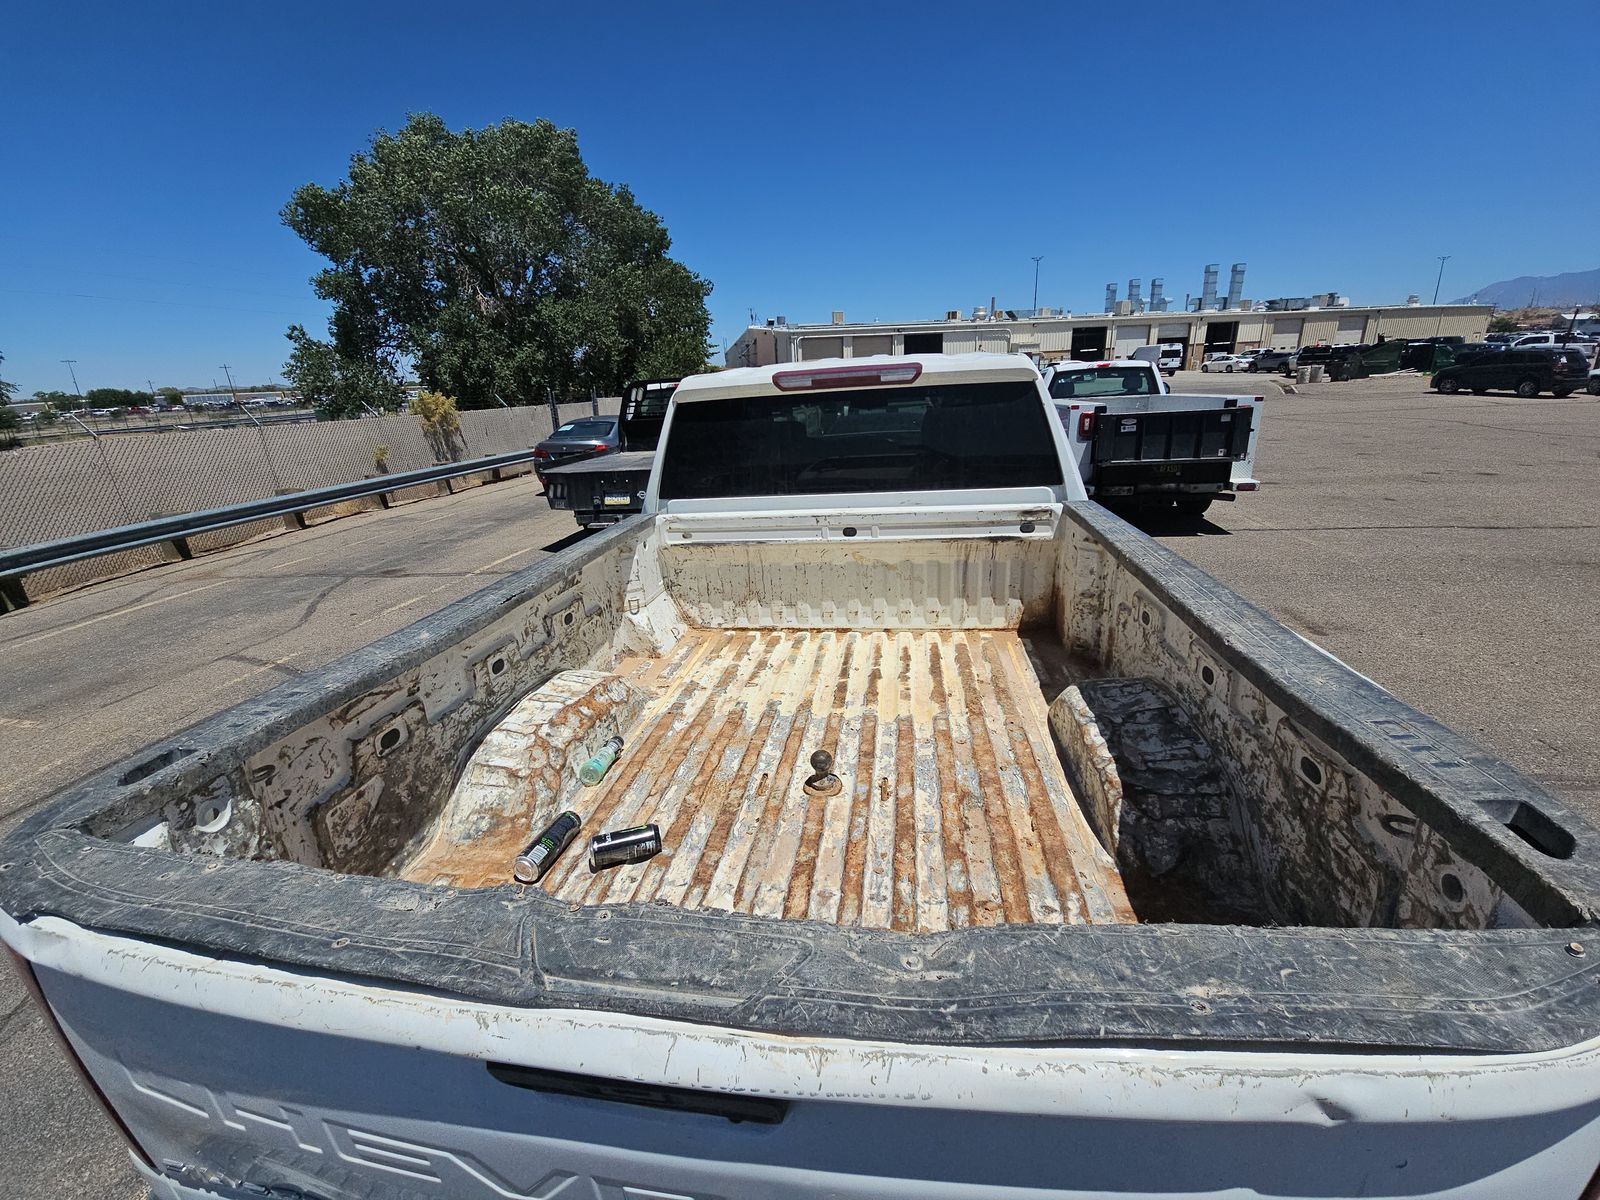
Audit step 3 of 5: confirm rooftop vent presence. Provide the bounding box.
[831,311,845,325]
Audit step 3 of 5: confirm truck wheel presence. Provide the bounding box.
[1174,496,1213,517]
[1588,379,1600,395]
[1515,379,1540,398]
[1436,377,1460,394]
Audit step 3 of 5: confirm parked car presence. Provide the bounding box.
[1200,354,1247,373]
[531,415,621,487]
[1250,349,1295,372]
[1432,348,1589,397]
[1588,364,1600,395]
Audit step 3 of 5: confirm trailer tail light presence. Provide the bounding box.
[3,945,156,1171]
[773,363,922,390]
[1077,411,1096,440]
[1236,481,1259,491]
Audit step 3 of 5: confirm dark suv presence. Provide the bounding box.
[1285,344,1338,375]
[1432,348,1589,398]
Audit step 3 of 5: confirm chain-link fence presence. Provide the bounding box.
[1,399,618,596]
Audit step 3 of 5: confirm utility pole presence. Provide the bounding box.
[1432,255,1451,306]
[1031,256,1043,314]
[224,363,286,493]
[223,365,264,427]
[61,359,82,398]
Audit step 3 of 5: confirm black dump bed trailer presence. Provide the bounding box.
[544,378,677,528]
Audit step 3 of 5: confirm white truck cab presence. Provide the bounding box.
[644,353,1087,528]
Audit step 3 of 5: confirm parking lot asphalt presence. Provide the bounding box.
[1151,370,1599,818]
[0,371,1596,1197]
[0,476,584,1200]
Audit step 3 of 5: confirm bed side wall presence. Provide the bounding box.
[1055,507,1554,930]
[144,526,647,875]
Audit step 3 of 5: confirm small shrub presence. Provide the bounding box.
[410,391,465,462]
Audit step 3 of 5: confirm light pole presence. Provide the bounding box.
[1432,255,1451,306]
[1031,256,1043,314]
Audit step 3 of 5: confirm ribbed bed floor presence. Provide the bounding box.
[538,628,1135,930]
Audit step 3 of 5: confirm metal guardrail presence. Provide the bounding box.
[0,449,538,612]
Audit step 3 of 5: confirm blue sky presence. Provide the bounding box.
[3,0,1594,395]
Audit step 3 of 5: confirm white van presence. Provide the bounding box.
[1130,343,1183,374]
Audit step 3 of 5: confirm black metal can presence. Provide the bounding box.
[513,811,582,884]
[587,823,662,872]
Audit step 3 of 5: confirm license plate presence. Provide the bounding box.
[602,493,632,507]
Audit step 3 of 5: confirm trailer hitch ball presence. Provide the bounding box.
[804,749,842,797]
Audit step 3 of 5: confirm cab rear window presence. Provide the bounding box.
[658,380,1063,500]
[1047,368,1157,399]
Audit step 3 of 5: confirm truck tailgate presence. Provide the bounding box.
[544,450,656,515]
[1091,403,1253,467]
[18,913,1600,1200]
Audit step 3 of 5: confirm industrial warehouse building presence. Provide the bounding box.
[725,301,1493,371]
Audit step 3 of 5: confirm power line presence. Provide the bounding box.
[1,287,315,319]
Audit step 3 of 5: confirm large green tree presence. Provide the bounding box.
[282,114,712,410]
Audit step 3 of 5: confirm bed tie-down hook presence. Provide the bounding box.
[804,749,842,797]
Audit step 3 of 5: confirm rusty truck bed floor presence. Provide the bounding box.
[537,628,1135,930]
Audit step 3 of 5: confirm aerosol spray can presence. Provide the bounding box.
[513,811,582,883]
[587,823,662,872]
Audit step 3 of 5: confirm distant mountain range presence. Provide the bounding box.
[1452,268,1600,309]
